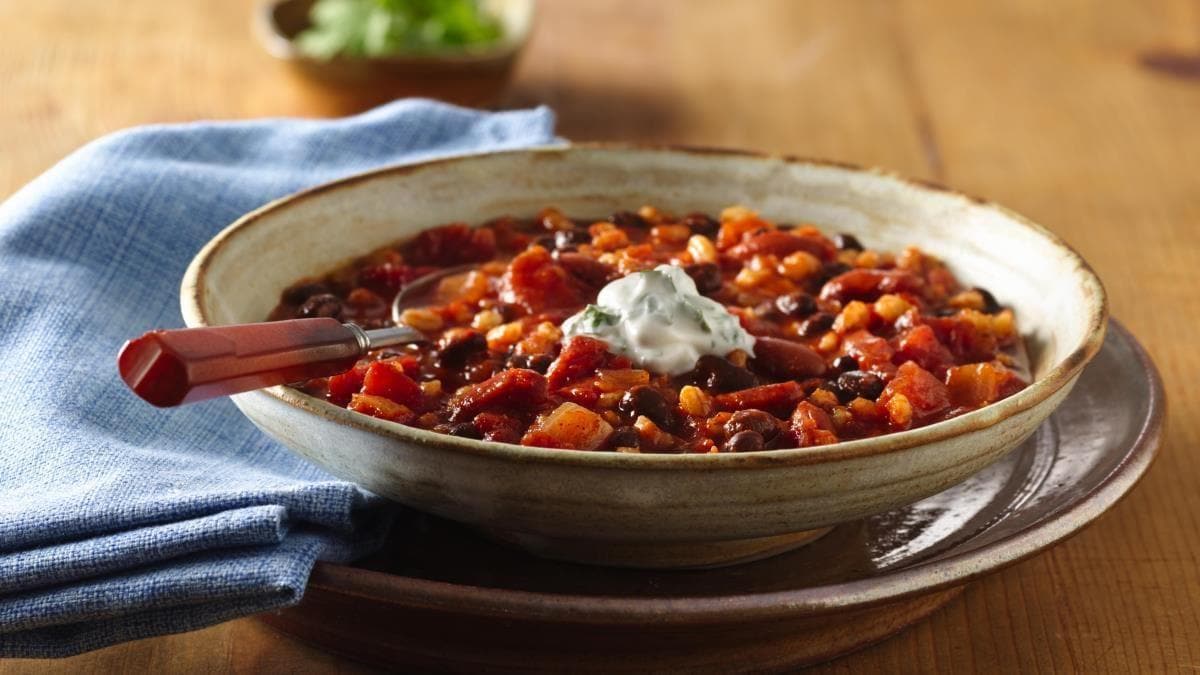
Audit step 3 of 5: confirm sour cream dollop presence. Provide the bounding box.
[561,264,756,375]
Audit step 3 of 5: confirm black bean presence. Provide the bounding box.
[693,355,758,393]
[934,307,959,317]
[447,422,482,440]
[436,329,487,367]
[618,386,674,429]
[754,300,781,319]
[609,211,649,228]
[834,233,864,251]
[507,353,553,374]
[725,409,779,441]
[297,293,344,320]
[775,292,817,318]
[607,425,641,450]
[554,228,590,250]
[724,430,765,453]
[683,262,723,295]
[832,355,859,374]
[497,302,525,321]
[680,212,719,237]
[283,282,331,305]
[797,312,835,338]
[532,235,557,250]
[819,261,853,283]
[974,286,1002,314]
[835,370,885,402]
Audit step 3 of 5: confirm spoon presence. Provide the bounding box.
[118,265,473,407]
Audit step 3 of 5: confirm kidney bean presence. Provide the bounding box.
[723,430,765,453]
[775,292,817,318]
[833,370,885,403]
[507,352,554,374]
[683,263,723,295]
[436,328,487,367]
[618,386,674,429]
[834,233,864,251]
[750,337,826,379]
[555,228,591,251]
[609,211,649,228]
[796,312,835,338]
[447,422,482,439]
[607,425,641,450]
[680,212,719,237]
[819,268,923,303]
[832,355,859,373]
[725,409,780,441]
[692,355,758,393]
[974,286,1002,314]
[297,293,344,320]
[554,251,616,288]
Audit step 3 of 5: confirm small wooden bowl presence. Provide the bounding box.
[253,0,534,107]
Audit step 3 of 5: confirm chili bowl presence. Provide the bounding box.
[180,145,1107,569]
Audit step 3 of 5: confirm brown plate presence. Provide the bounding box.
[260,320,1162,672]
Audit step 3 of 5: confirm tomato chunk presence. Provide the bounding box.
[713,381,804,414]
[348,393,415,424]
[790,401,838,447]
[878,362,950,428]
[448,368,548,422]
[499,246,589,313]
[404,223,497,267]
[893,324,955,378]
[361,360,423,408]
[546,335,609,390]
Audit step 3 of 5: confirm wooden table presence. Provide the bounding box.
[3,1,1197,671]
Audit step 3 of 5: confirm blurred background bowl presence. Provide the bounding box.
[254,0,534,107]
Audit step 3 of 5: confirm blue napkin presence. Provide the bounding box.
[0,100,557,657]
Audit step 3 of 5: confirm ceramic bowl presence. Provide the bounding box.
[181,145,1107,569]
[254,0,534,107]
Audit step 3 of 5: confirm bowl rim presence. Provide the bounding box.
[253,0,535,66]
[180,143,1109,471]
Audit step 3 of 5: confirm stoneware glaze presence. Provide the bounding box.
[181,145,1108,568]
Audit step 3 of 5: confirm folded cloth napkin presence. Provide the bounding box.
[0,99,557,657]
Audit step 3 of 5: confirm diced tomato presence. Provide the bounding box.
[713,381,804,414]
[498,246,589,313]
[403,223,497,267]
[473,411,525,444]
[715,216,772,249]
[789,401,838,447]
[327,361,369,406]
[878,362,950,425]
[945,361,1026,408]
[348,393,415,424]
[546,335,609,390]
[357,263,438,294]
[557,381,601,408]
[925,313,1000,362]
[361,360,423,408]
[842,329,898,377]
[448,368,548,422]
[727,230,836,262]
[893,324,955,378]
[521,402,614,450]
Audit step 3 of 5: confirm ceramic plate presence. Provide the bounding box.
[260,320,1161,672]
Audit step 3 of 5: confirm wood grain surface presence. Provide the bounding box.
[1,0,1197,672]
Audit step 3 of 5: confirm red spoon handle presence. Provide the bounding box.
[117,318,363,407]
